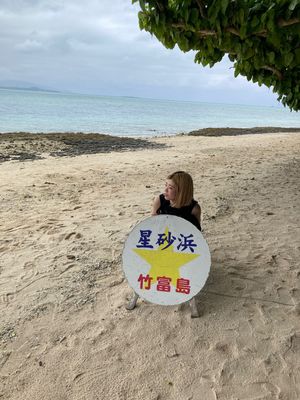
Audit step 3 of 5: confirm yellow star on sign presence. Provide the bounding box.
[133,227,199,287]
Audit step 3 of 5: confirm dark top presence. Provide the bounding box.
[157,194,201,231]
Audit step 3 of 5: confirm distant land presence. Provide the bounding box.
[0,86,60,93]
[0,80,60,93]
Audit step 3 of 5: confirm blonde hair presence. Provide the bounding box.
[167,171,194,208]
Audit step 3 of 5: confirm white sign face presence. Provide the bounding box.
[122,215,211,305]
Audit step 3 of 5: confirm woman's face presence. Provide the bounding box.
[164,179,177,202]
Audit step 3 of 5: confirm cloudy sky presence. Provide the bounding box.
[0,0,282,106]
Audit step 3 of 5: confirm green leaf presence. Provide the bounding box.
[251,16,260,29]
[257,76,263,86]
[139,0,146,12]
[268,52,275,64]
[241,48,254,61]
[240,24,247,39]
[208,0,219,22]
[284,52,294,66]
[267,11,275,32]
[295,48,300,64]
[184,8,189,23]
[177,36,189,52]
[289,0,298,11]
[190,8,199,26]
[221,0,229,15]
[239,8,245,23]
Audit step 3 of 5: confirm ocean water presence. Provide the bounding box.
[0,88,299,137]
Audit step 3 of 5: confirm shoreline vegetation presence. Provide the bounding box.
[0,132,165,163]
[0,127,299,163]
[187,126,300,136]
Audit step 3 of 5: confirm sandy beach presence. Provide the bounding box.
[0,131,299,400]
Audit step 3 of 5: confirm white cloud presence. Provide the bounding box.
[15,38,44,52]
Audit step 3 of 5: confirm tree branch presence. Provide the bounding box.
[278,17,300,27]
[196,30,218,37]
[171,17,300,39]
[171,22,217,36]
[255,31,268,37]
[172,25,240,38]
[195,0,206,19]
[255,18,300,37]
[225,27,241,37]
[153,0,165,12]
[262,65,283,80]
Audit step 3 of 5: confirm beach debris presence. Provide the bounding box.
[108,277,124,288]
[125,292,139,310]
[0,326,16,343]
[166,344,179,358]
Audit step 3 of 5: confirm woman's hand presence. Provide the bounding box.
[151,195,161,216]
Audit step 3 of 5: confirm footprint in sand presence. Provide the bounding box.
[87,331,115,352]
[286,332,300,354]
[0,351,11,369]
[0,292,16,304]
[263,351,288,376]
[74,364,129,400]
[36,220,65,236]
[276,286,294,304]
[21,261,37,282]
[64,232,82,240]
[212,341,239,360]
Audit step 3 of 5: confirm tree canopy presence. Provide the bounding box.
[132,0,300,111]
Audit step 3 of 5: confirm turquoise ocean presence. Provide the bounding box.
[1,88,299,137]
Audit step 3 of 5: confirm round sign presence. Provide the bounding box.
[122,215,211,305]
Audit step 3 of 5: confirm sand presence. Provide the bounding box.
[0,132,299,400]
